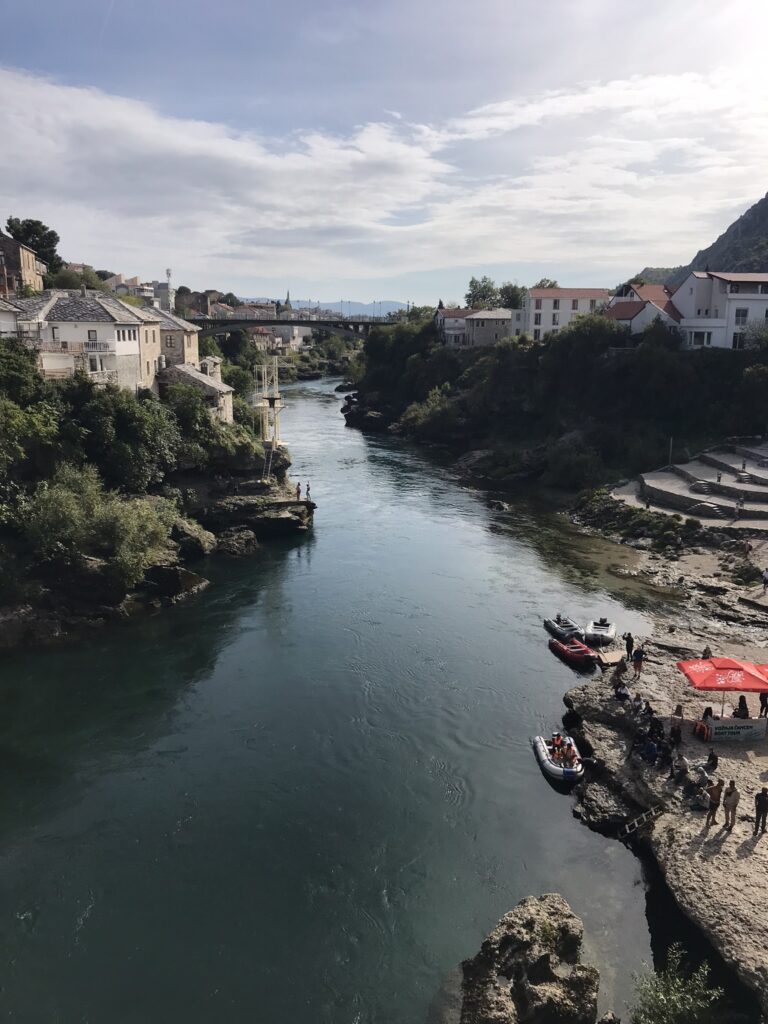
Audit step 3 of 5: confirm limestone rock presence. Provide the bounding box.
[217,528,259,556]
[172,518,217,560]
[460,893,599,1024]
[142,565,209,603]
[334,381,357,393]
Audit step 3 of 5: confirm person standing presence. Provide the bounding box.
[762,568,768,594]
[759,691,768,719]
[295,481,302,501]
[632,645,645,677]
[717,471,722,483]
[723,780,740,831]
[623,632,634,662]
[306,481,311,501]
[754,787,768,836]
[705,779,724,827]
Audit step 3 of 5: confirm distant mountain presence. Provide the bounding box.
[639,193,768,289]
[242,298,406,315]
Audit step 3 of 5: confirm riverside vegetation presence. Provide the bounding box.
[0,337,311,648]
[346,312,768,491]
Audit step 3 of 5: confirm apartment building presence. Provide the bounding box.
[524,288,610,340]
[670,271,768,350]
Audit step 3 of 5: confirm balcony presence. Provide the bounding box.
[84,340,113,353]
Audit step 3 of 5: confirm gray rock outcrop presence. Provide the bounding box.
[460,894,600,1024]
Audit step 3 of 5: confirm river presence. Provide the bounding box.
[0,379,664,1023]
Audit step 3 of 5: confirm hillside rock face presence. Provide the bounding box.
[459,894,600,1024]
[666,192,768,287]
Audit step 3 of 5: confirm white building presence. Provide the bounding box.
[524,287,611,341]
[435,308,471,346]
[604,282,681,333]
[670,271,768,350]
[5,290,163,391]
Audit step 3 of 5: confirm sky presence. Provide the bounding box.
[1,0,767,304]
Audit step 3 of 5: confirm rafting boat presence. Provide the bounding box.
[543,614,584,642]
[548,636,597,668]
[584,617,617,646]
[532,734,584,782]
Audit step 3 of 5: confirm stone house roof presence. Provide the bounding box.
[159,362,233,396]
[144,306,200,332]
[465,308,513,320]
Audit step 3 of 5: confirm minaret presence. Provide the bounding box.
[284,289,292,311]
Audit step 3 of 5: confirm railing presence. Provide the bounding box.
[41,368,75,380]
[84,340,113,353]
[32,340,85,354]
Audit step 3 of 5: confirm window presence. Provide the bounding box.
[534,298,542,310]
[165,334,175,347]
[186,337,191,348]
[571,299,578,310]
[552,313,559,326]
[51,326,59,341]
[479,320,485,327]
[515,329,521,336]
[735,308,748,326]
[704,309,709,316]
[146,360,150,375]
[533,329,540,341]
[691,331,711,346]
[761,284,768,294]
[534,313,541,325]
[89,356,98,371]
[589,299,596,311]
[732,332,745,349]
[88,329,97,342]
[730,283,740,293]
[494,333,498,341]
[552,299,560,310]
[697,309,701,316]
[714,308,719,317]
[153,330,157,342]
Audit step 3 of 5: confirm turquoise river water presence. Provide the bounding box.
[0,379,670,1023]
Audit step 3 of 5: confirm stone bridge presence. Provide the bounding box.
[188,316,383,340]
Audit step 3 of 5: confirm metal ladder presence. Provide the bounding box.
[262,442,274,481]
[618,804,665,840]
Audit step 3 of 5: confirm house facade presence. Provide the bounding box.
[435,308,470,347]
[158,357,234,423]
[670,272,768,350]
[145,306,201,368]
[524,288,610,340]
[464,309,517,346]
[0,231,47,294]
[605,282,681,333]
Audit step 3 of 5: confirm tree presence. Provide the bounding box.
[219,292,240,307]
[5,217,63,272]
[199,335,223,359]
[629,945,723,1024]
[465,276,500,309]
[222,364,254,398]
[499,282,526,309]
[531,278,559,289]
[50,268,83,289]
[437,299,445,309]
[95,270,117,281]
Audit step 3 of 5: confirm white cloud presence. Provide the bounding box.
[0,64,766,295]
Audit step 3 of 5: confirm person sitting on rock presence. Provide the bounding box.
[668,752,689,783]
[648,716,664,742]
[614,682,630,702]
[631,693,643,715]
[705,748,719,772]
[702,706,714,721]
[701,645,712,659]
[689,784,710,811]
[641,737,658,765]
[670,722,682,749]
[656,739,673,771]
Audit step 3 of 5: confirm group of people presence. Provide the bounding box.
[620,632,646,675]
[295,481,311,501]
[667,748,768,836]
[548,733,579,768]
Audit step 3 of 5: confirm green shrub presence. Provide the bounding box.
[23,464,177,587]
[629,945,723,1024]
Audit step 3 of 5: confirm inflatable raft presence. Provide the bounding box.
[533,735,584,782]
[548,636,597,668]
[543,614,584,642]
[585,617,616,646]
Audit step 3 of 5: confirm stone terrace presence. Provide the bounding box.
[614,441,768,532]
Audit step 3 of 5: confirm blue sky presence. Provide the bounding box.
[1,0,767,303]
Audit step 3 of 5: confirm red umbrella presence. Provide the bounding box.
[678,658,768,716]
[678,658,768,692]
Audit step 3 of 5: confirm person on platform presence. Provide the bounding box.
[614,682,630,702]
[632,645,646,676]
[631,692,643,715]
[670,722,682,749]
[623,632,634,661]
[760,691,768,719]
[295,481,302,501]
[723,780,740,831]
[306,481,311,501]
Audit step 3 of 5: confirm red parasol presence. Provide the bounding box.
[677,658,768,693]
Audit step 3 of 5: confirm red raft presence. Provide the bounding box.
[548,636,598,669]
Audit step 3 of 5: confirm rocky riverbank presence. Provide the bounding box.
[0,459,315,651]
[558,534,768,1017]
